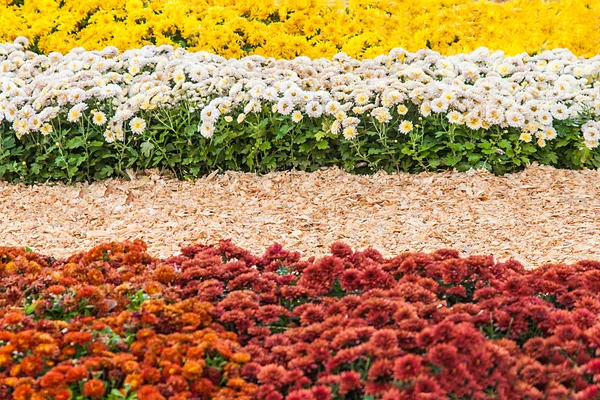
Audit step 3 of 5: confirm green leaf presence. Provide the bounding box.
[316,140,329,150]
[259,141,272,151]
[65,137,85,149]
[140,141,155,157]
[498,139,512,149]
[314,130,327,141]
[24,301,37,315]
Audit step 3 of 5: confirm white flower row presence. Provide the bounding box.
[0,38,599,148]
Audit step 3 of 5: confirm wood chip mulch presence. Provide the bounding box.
[4,165,600,268]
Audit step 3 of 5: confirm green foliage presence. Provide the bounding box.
[0,102,597,184]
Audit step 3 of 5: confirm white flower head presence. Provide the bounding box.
[129,117,146,135]
[399,120,413,134]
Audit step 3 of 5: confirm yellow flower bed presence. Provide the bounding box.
[0,0,599,58]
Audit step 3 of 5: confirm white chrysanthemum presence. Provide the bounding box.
[325,101,341,115]
[397,104,408,115]
[550,103,568,120]
[305,101,323,118]
[582,121,600,142]
[519,132,532,142]
[496,63,514,76]
[201,106,220,124]
[237,113,246,123]
[199,123,214,139]
[263,87,278,101]
[128,64,140,75]
[342,117,360,128]
[485,107,503,125]
[249,84,265,99]
[447,111,463,125]
[129,117,146,135]
[284,87,303,101]
[354,90,370,106]
[430,98,449,113]
[506,111,525,128]
[342,126,358,140]
[277,97,294,115]
[584,139,599,150]
[330,119,341,135]
[92,111,107,126]
[104,129,116,143]
[537,110,553,126]
[371,107,392,124]
[543,127,557,140]
[291,111,303,123]
[244,99,261,114]
[13,118,29,135]
[67,105,83,123]
[419,102,432,117]
[40,123,53,136]
[399,120,413,134]
[465,112,483,130]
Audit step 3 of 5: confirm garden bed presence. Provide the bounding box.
[1,240,600,399]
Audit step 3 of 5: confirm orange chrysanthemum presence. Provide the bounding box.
[82,378,105,398]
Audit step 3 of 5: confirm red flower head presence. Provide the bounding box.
[360,266,395,290]
[330,242,353,258]
[367,359,394,382]
[286,388,316,400]
[427,343,459,369]
[367,329,399,357]
[413,376,445,398]
[265,393,284,400]
[258,364,288,388]
[340,269,363,292]
[299,304,325,325]
[338,370,362,395]
[575,385,600,400]
[393,354,422,380]
[311,385,332,400]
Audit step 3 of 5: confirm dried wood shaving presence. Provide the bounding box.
[2,165,600,269]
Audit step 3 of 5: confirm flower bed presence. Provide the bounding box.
[0,39,599,183]
[1,240,600,399]
[0,0,599,58]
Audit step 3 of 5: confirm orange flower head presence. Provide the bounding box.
[83,378,105,398]
[182,360,205,380]
[143,281,163,296]
[12,384,34,400]
[124,373,143,390]
[231,353,251,364]
[39,371,65,388]
[48,285,66,295]
[19,355,43,377]
[137,385,166,400]
[136,328,156,341]
[54,389,72,400]
[35,343,60,358]
[122,360,140,375]
[153,265,177,284]
[65,365,89,383]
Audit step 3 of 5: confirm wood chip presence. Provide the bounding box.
[2,165,600,269]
